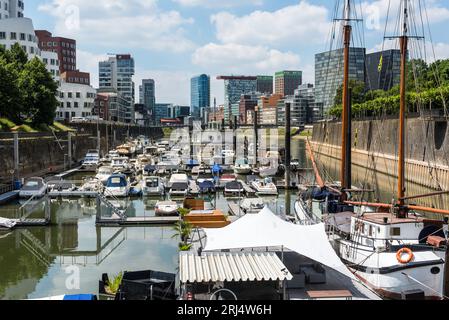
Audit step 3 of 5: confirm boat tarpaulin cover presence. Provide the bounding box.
[203,207,356,280]
[179,252,292,284]
[63,294,97,300]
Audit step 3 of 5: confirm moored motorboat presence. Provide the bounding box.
[96,166,114,184]
[251,178,278,196]
[141,176,165,197]
[233,159,252,175]
[224,181,244,197]
[104,174,130,198]
[19,177,47,198]
[155,201,179,216]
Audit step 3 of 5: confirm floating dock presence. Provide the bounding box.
[48,190,99,198]
[0,191,19,205]
[239,180,256,196]
[96,215,179,226]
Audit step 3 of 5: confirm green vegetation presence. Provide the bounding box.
[300,129,313,137]
[329,59,449,118]
[105,272,123,295]
[53,121,75,132]
[172,215,193,252]
[0,44,58,127]
[163,127,174,137]
[0,118,16,129]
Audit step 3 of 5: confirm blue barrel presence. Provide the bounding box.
[13,179,22,190]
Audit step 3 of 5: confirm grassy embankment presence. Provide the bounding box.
[0,118,75,133]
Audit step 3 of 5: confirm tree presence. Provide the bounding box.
[4,43,28,71]
[0,57,23,122]
[333,79,367,107]
[18,57,58,125]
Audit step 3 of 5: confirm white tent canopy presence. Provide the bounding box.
[203,207,356,280]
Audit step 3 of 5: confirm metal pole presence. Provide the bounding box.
[254,108,259,166]
[344,89,352,191]
[13,132,19,180]
[67,132,72,169]
[285,103,291,217]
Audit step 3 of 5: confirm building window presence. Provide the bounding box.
[68,92,72,98]
[0,32,6,40]
[66,102,71,108]
[74,102,79,108]
[10,32,16,40]
[20,33,25,41]
[76,92,80,98]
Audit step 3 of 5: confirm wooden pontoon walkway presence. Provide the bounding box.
[96,215,180,226]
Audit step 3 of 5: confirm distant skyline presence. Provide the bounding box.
[25,0,449,105]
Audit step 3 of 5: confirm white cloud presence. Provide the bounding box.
[38,0,195,53]
[211,1,331,46]
[173,0,263,8]
[192,43,301,74]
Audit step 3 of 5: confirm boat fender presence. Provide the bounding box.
[396,248,414,264]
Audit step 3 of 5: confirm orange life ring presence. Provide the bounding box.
[396,248,414,264]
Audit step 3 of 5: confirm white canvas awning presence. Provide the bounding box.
[203,207,356,280]
[180,251,293,284]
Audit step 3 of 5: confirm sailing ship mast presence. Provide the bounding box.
[340,0,351,191]
[398,0,408,214]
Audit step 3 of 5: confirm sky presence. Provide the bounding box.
[25,0,449,106]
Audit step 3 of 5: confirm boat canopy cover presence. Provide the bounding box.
[144,165,157,172]
[106,175,127,188]
[225,181,243,190]
[63,294,97,300]
[203,207,356,280]
[186,159,200,167]
[199,180,215,189]
[302,187,338,201]
[179,252,292,284]
[212,164,222,173]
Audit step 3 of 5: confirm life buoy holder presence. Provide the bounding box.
[396,248,414,264]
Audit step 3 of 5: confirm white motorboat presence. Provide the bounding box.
[219,174,237,187]
[168,174,189,187]
[251,178,278,196]
[81,149,100,170]
[240,198,265,214]
[111,157,130,172]
[19,177,47,198]
[95,166,114,184]
[0,218,17,229]
[104,174,130,198]
[48,181,78,197]
[169,182,189,198]
[258,166,278,178]
[155,201,179,216]
[141,176,165,197]
[80,178,103,193]
[233,159,252,175]
[224,181,244,197]
[136,155,152,173]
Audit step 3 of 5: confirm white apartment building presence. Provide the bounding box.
[41,50,60,83]
[0,17,39,58]
[56,82,96,121]
[0,0,24,20]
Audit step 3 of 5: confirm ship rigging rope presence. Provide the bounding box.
[401,272,448,300]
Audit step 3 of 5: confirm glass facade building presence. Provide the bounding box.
[191,74,210,119]
[275,71,302,96]
[315,47,366,113]
[366,49,401,91]
[140,79,155,122]
[257,75,273,95]
[99,54,135,123]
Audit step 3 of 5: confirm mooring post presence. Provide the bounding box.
[444,233,449,299]
[233,116,237,161]
[221,119,225,165]
[45,196,51,223]
[254,107,259,167]
[13,132,19,180]
[105,124,109,154]
[285,103,291,217]
[97,128,101,154]
[67,132,72,169]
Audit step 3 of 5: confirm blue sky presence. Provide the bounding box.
[25,0,449,105]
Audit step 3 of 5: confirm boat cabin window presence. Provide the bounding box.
[25,181,39,187]
[390,227,401,236]
[369,225,373,237]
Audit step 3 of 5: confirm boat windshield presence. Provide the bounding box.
[107,177,127,187]
[146,179,159,187]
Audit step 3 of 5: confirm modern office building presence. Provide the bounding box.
[239,93,262,124]
[315,47,366,113]
[35,30,76,73]
[94,88,128,123]
[154,103,173,124]
[99,54,135,123]
[277,84,320,127]
[0,0,24,19]
[366,49,401,91]
[140,79,156,119]
[191,74,210,119]
[257,94,282,125]
[217,76,257,124]
[275,71,302,96]
[256,75,273,95]
[56,82,96,121]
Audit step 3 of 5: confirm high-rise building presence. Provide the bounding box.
[141,79,156,121]
[257,75,273,95]
[239,93,261,124]
[275,71,302,96]
[217,76,257,124]
[35,30,76,74]
[366,49,401,91]
[315,47,366,113]
[154,103,173,124]
[99,54,135,123]
[0,0,25,19]
[191,74,210,119]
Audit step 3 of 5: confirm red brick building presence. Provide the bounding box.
[61,70,90,86]
[93,93,110,121]
[35,30,77,73]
